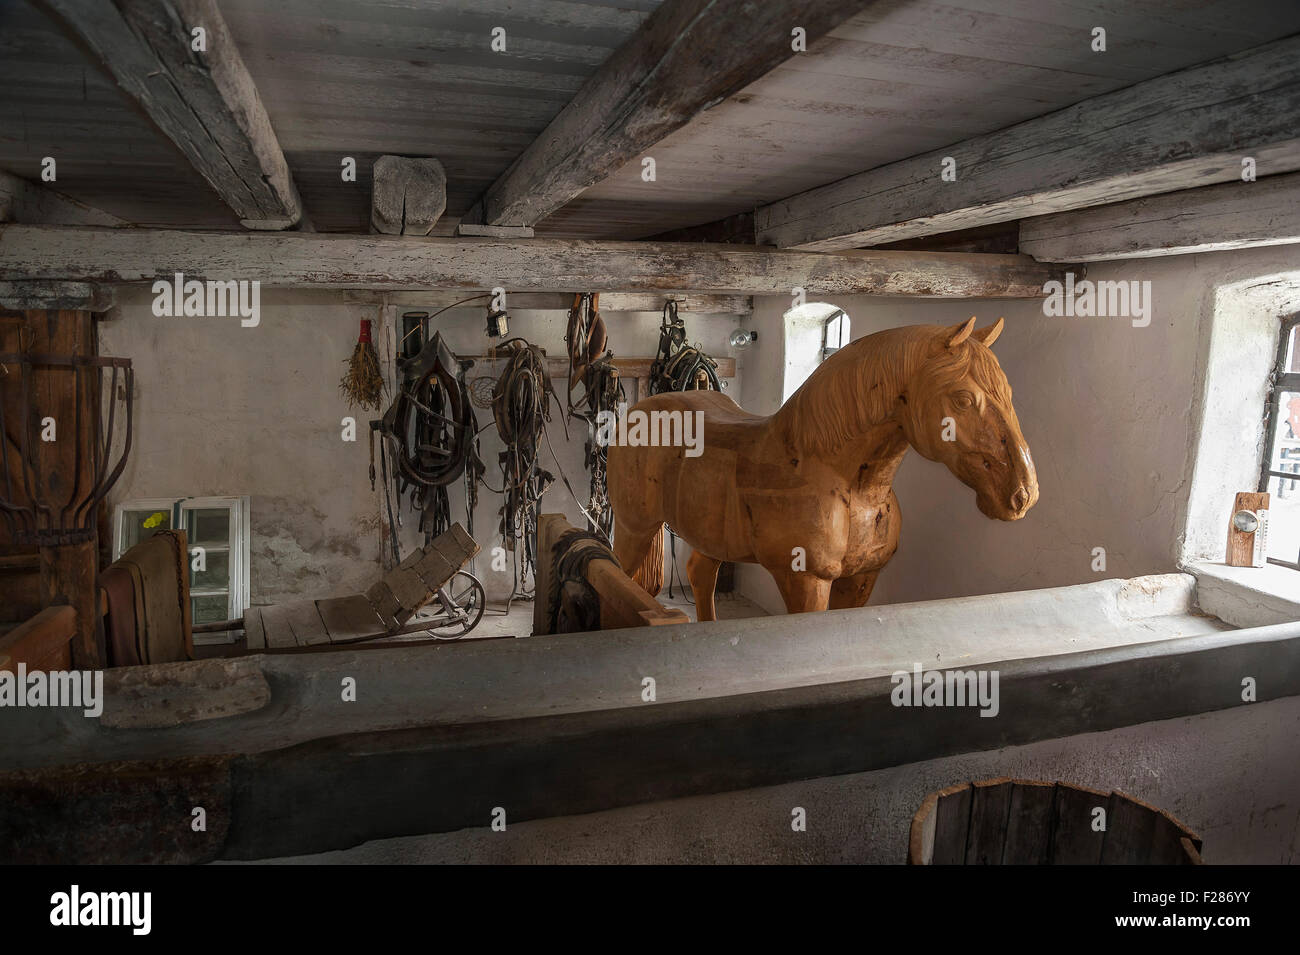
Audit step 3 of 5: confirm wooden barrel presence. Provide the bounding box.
[908,777,1203,865]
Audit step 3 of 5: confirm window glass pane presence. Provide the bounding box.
[827,313,848,347]
[822,311,850,360]
[1265,389,1300,565]
[1284,322,1299,374]
[119,507,171,553]
[191,593,230,625]
[191,548,231,593]
[1268,391,1300,475]
[185,507,232,547]
[1265,473,1300,565]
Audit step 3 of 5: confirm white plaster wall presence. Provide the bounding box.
[99,287,745,607]
[737,246,1300,612]
[101,288,386,606]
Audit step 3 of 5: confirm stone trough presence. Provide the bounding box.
[1,572,1297,863]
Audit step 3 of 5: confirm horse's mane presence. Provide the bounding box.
[776,324,1010,457]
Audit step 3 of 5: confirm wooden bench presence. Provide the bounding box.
[0,605,77,672]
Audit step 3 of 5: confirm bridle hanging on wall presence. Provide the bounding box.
[370,319,483,562]
[491,336,558,597]
[564,292,624,540]
[649,300,722,394]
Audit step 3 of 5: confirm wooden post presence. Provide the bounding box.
[27,309,104,668]
[38,543,99,667]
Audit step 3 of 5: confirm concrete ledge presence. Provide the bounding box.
[0,574,1228,772]
[3,619,1299,862]
[1185,560,1300,628]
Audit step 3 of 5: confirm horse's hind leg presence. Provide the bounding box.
[686,551,721,622]
[829,570,881,610]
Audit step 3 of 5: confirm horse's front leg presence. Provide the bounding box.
[686,550,721,622]
[767,567,832,614]
[829,570,881,610]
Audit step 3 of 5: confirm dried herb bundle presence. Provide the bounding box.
[340,318,385,411]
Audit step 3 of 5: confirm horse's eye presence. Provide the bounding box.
[954,393,974,410]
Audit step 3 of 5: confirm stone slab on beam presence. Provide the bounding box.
[371,156,447,236]
[456,223,534,239]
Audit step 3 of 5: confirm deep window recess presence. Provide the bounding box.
[1259,314,1300,569]
[113,496,251,632]
[781,302,851,404]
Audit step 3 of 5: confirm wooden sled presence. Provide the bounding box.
[236,524,482,651]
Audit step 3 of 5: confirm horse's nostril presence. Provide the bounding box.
[1010,486,1030,511]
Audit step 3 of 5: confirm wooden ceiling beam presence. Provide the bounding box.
[1020,171,1300,263]
[42,0,303,230]
[0,226,1064,298]
[465,0,877,229]
[0,170,128,227]
[756,36,1300,251]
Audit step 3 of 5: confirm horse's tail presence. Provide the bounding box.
[630,523,665,598]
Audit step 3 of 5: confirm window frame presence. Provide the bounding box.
[111,497,179,559]
[112,495,251,641]
[1258,313,1300,570]
[820,308,849,362]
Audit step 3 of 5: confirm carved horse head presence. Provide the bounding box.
[902,317,1038,521]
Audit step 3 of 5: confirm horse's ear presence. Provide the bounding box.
[975,317,1005,348]
[947,316,977,348]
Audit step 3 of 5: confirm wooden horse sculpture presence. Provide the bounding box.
[607,317,1038,618]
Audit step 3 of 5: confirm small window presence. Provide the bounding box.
[1259,315,1300,569]
[822,308,850,361]
[782,302,851,405]
[114,496,251,635]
